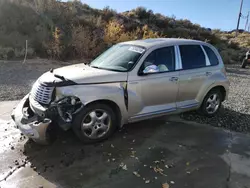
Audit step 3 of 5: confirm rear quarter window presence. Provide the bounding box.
[203,45,219,66]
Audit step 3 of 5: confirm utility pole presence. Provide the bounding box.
[236,0,244,37]
[245,11,249,31]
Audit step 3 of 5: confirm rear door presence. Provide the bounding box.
[176,44,210,109]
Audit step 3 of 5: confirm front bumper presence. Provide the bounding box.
[11,95,52,144]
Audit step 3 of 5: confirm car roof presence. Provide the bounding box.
[121,38,209,49]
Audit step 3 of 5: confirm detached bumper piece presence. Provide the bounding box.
[11,95,53,145]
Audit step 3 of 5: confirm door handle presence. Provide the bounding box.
[169,77,179,82]
[206,72,212,76]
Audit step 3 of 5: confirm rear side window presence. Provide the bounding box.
[203,46,219,66]
[179,45,206,70]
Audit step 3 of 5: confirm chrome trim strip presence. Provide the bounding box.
[200,45,211,66]
[179,103,199,109]
[175,45,182,70]
[174,45,180,70]
[129,108,176,121]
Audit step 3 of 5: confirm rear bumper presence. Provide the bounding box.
[11,95,52,144]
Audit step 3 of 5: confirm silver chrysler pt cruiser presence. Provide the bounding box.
[11,38,229,144]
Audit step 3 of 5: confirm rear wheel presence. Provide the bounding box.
[200,89,222,117]
[72,103,117,143]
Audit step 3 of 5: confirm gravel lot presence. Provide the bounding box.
[0,60,249,133]
[0,59,72,101]
[0,59,67,101]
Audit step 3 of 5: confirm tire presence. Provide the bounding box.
[72,103,117,143]
[241,59,247,68]
[199,89,222,117]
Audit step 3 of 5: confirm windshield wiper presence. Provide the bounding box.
[90,65,111,70]
[90,65,100,69]
[54,73,66,81]
[90,65,125,72]
[50,68,66,80]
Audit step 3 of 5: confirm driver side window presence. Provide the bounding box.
[142,46,175,74]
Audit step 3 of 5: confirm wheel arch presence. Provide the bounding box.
[212,86,227,101]
[84,99,122,127]
[202,85,227,103]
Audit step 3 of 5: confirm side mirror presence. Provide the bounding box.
[141,65,159,75]
[127,61,134,70]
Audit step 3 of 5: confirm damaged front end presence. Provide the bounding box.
[11,74,83,144]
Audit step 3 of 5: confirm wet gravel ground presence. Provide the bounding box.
[182,64,250,133]
[0,60,250,133]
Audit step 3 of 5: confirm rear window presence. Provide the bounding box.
[203,46,219,66]
[179,45,206,70]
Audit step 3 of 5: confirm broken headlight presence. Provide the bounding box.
[55,87,75,101]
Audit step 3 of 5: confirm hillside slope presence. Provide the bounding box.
[0,0,248,63]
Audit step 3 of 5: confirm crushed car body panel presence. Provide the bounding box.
[11,95,52,144]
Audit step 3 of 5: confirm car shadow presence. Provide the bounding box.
[23,118,167,187]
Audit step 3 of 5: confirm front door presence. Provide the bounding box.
[127,46,179,121]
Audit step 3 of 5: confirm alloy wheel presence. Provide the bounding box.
[81,109,111,139]
[206,93,220,114]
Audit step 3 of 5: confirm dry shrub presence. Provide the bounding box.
[220,50,230,64]
[70,25,105,59]
[134,7,149,19]
[44,41,63,59]
[0,46,34,60]
[1,0,249,63]
[229,33,250,49]
[104,20,125,44]
[102,6,116,21]
[141,25,162,39]
[0,46,14,60]
[104,20,162,44]
[104,20,135,44]
[220,49,241,64]
[45,27,64,59]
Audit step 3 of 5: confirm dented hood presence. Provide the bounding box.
[39,63,127,85]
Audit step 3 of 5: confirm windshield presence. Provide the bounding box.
[90,44,146,72]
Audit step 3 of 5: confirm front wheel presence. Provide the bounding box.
[72,103,117,143]
[199,89,222,117]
